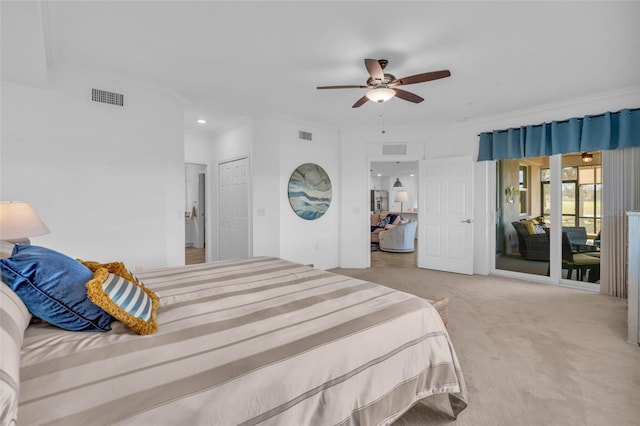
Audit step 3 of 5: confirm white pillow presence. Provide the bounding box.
[533,224,546,234]
[1,280,31,426]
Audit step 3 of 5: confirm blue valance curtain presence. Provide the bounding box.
[477,108,640,161]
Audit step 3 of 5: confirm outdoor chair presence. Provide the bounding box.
[562,231,600,282]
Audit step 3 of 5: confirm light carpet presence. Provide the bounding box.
[329,266,640,426]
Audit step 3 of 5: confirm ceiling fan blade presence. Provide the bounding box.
[390,70,451,86]
[364,59,384,81]
[393,88,424,103]
[352,96,369,108]
[317,85,369,90]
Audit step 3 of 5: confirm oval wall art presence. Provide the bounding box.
[288,163,332,220]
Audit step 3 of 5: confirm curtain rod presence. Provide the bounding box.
[478,107,640,136]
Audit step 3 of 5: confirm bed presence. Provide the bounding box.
[3,255,467,425]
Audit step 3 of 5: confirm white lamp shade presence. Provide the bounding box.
[0,201,50,242]
[395,191,409,203]
[365,87,396,103]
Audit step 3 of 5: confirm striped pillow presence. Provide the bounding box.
[1,280,31,425]
[86,268,159,335]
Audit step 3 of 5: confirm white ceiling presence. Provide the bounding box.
[3,1,640,135]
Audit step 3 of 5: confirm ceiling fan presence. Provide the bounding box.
[317,59,451,108]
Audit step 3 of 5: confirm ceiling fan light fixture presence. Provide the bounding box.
[582,152,594,163]
[366,87,396,103]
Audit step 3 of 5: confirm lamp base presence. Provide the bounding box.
[0,241,17,258]
[0,238,30,258]
[3,237,30,244]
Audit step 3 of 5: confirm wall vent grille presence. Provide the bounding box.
[382,144,407,155]
[298,130,312,141]
[91,88,124,107]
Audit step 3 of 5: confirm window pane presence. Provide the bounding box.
[595,184,601,217]
[561,152,601,283]
[562,215,576,227]
[519,165,528,215]
[519,165,528,188]
[579,217,595,234]
[541,169,550,182]
[543,183,551,215]
[562,182,576,215]
[579,184,595,217]
[562,167,577,181]
[519,191,527,215]
[579,168,595,184]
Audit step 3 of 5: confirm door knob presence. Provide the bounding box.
[460,219,472,223]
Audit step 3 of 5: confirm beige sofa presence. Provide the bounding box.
[379,220,418,253]
[371,212,402,244]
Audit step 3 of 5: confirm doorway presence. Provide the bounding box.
[185,163,207,265]
[493,152,602,290]
[369,161,419,267]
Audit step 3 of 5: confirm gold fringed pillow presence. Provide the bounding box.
[79,260,138,283]
[85,267,159,335]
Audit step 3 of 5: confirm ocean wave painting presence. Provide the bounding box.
[288,163,332,220]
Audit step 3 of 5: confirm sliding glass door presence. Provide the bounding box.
[559,153,601,285]
[495,156,550,277]
[494,152,602,288]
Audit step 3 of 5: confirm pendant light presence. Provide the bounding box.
[392,161,403,188]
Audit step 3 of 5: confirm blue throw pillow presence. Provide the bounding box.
[377,216,391,227]
[0,244,112,332]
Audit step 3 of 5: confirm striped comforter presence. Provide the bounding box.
[18,257,468,425]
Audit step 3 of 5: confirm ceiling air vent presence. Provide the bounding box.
[382,144,407,156]
[298,130,312,141]
[91,88,124,107]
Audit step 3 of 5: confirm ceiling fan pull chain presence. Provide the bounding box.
[380,103,386,134]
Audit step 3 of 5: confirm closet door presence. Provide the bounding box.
[218,157,250,260]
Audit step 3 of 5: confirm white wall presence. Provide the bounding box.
[275,119,340,270]
[185,129,213,164]
[1,69,185,269]
[4,66,635,275]
[208,117,254,262]
[338,87,640,271]
[211,115,341,269]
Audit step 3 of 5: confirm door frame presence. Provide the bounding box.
[366,156,422,268]
[184,161,210,263]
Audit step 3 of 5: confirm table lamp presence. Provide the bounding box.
[0,201,50,244]
[395,191,409,220]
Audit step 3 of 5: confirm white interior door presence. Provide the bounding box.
[218,157,250,260]
[196,172,206,249]
[418,156,474,274]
